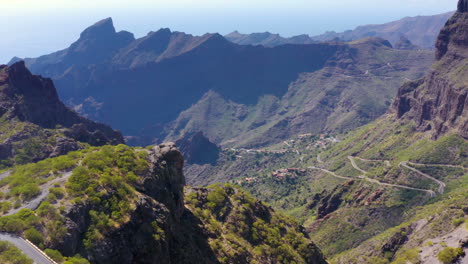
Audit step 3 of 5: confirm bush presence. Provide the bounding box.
[452,218,465,227]
[0,241,33,264]
[24,228,43,246]
[437,247,464,264]
[44,249,65,262]
[63,255,90,264]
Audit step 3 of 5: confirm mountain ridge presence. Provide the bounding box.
[0,61,124,166]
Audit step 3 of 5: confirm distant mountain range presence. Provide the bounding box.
[226,12,454,49]
[11,16,436,147]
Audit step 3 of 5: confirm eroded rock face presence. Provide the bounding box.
[391,1,468,139]
[459,0,468,13]
[54,144,189,264]
[175,132,220,165]
[0,62,124,163]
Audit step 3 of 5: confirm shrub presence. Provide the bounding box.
[24,228,43,246]
[0,241,33,264]
[63,255,90,264]
[44,249,65,262]
[452,218,465,227]
[437,247,464,264]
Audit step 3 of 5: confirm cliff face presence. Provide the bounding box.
[54,143,199,264]
[391,0,468,139]
[35,144,327,264]
[175,132,220,165]
[0,62,123,165]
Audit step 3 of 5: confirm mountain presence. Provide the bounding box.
[0,142,327,264]
[178,1,468,262]
[224,12,453,49]
[310,12,454,49]
[21,18,135,78]
[394,36,420,50]
[225,31,316,47]
[391,6,468,140]
[11,19,434,148]
[165,38,433,149]
[0,61,123,167]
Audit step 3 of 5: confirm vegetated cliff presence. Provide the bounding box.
[0,143,327,264]
[391,1,468,139]
[0,62,123,167]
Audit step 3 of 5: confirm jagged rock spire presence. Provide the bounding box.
[459,0,468,12]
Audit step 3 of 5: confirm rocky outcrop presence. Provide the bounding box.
[391,1,468,139]
[49,144,327,264]
[175,132,220,165]
[54,144,196,264]
[394,36,419,50]
[0,62,124,164]
[316,180,354,219]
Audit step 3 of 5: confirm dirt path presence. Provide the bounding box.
[308,166,354,180]
[5,171,73,216]
[406,161,468,171]
[353,156,391,167]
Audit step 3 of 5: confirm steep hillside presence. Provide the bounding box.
[0,62,123,167]
[166,38,433,148]
[310,12,454,49]
[0,143,327,264]
[215,2,468,263]
[12,20,433,147]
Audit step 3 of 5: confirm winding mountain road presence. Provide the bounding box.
[406,161,468,171]
[353,156,391,167]
[0,233,56,264]
[308,166,354,180]
[399,161,446,194]
[348,156,438,197]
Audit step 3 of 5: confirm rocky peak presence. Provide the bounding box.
[459,0,468,12]
[80,17,116,39]
[391,0,468,139]
[394,35,419,50]
[0,62,124,161]
[436,0,468,60]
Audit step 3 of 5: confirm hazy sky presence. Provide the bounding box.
[0,0,458,63]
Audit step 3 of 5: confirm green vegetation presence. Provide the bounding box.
[0,241,33,264]
[44,249,65,262]
[0,144,151,262]
[185,184,324,264]
[24,227,44,246]
[0,153,80,204]
[437,247,464,264]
